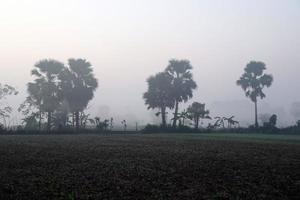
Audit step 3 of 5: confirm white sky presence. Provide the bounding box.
[0,0,299,126]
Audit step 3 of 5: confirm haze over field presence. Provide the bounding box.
[0,0,299,127]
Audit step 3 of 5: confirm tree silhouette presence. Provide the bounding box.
[59,58,98,131]
[110,117,114,131]
[19,96,44,130]
[223,116,239,128]
[165,59,197,128]
[27,59,64,131]
[187,102,210,129]
[121,120,127,131]
[93,117,109,131]
[269,114,277,128]
[0,83,18,127]
[237,61,273,128]
[177,109,189,126]
[143,72,174,127]
[79,111,91,129]
[214,116,225,129]
[22,112,39,130]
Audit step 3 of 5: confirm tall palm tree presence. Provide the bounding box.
[28,59,64,131]
[59,58,98,131]
[165,59,197,128]
[237,61,273,128]
[143,72,174,127]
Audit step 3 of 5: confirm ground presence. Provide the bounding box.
[0,133,299,200]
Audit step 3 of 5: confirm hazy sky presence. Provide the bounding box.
[0,0,299,126]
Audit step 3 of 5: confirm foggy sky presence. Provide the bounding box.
[0,0,299,127]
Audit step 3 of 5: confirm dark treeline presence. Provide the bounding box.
[0,58,300,134]
[143,59,274,130]
[1,58,99,132]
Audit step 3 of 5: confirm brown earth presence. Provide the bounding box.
[0,134,299,200]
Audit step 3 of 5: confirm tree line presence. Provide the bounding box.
[2,57,299,133]
[17,58,98,131]
[143,59,273,129]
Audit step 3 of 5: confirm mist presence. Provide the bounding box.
[1,0,300,127]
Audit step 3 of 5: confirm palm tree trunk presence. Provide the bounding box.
[172,100,179,128]
[195,116,199,129]
[72,112,75,128]
[39,110,42,131]
[47,111,51,131]
[161,107,166,127]
[75,111,79,131]
[254,100,258,128]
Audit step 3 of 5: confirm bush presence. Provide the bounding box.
[142,124,161,133]
[142,124,200,133]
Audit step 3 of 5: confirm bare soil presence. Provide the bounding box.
[0,134,299,200]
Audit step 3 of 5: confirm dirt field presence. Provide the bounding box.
[0,133,299,199]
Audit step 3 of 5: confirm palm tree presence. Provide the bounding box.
[59,58,98,131]
[27,59,64,131]
[110,118,114,131]
[237,61,273,128]
[143,72,174,127]
[187,102,210,129]
[165,59,197,128]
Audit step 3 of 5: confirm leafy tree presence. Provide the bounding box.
[269,114,277,127]
[22,112,39,130]
[0,83,18,127]
[237,61,273,128]
[19,96,44,130]
[59,58,98,131]
[263,114,277,128]
[187,102,210,129]
[143,72,174,127]
[27,59,64,131]
[165,59,197,127]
